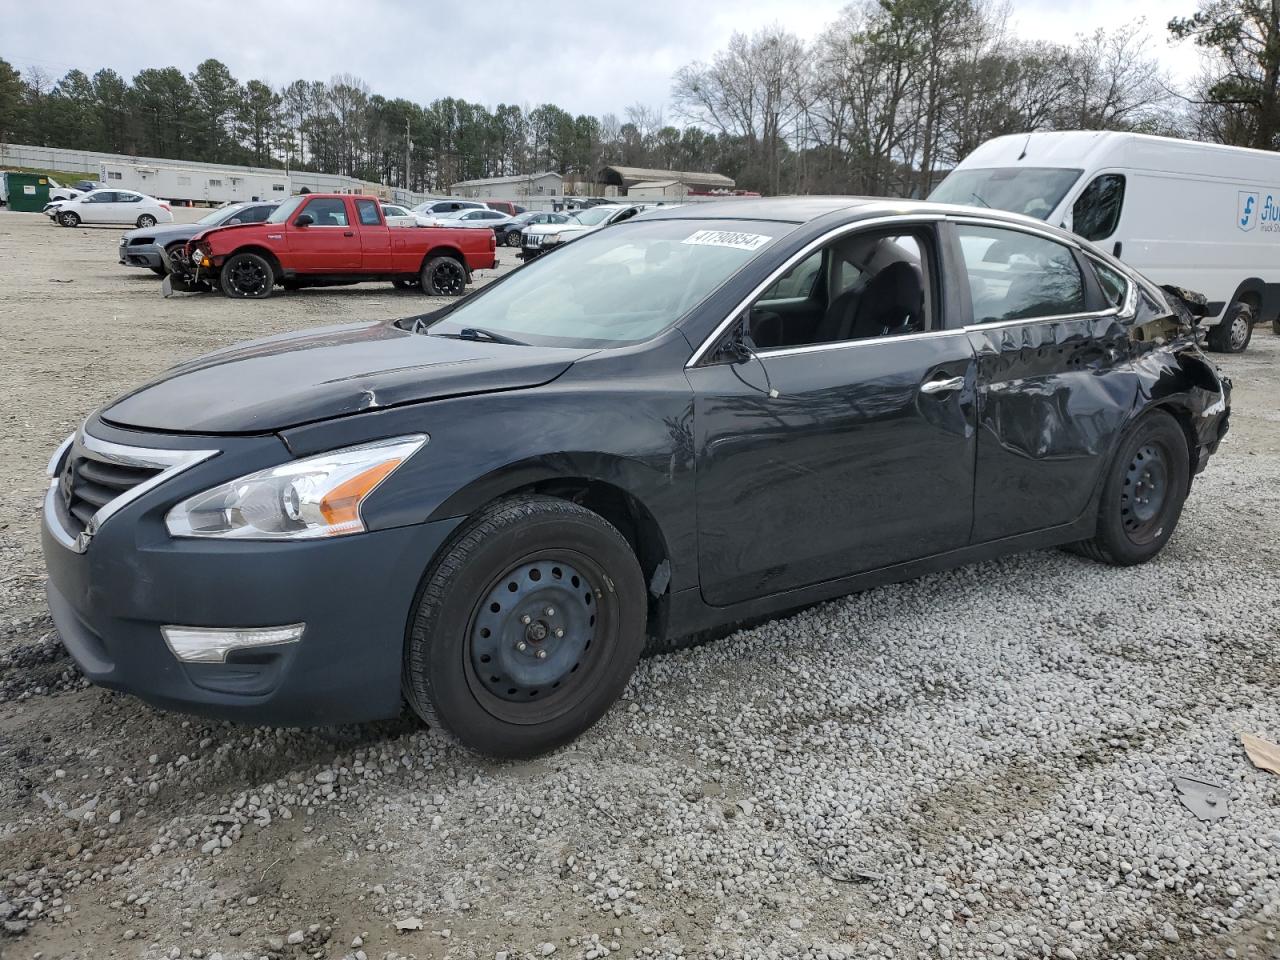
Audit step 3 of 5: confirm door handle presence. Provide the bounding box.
[344,231,354,237]
[920,375,965,395]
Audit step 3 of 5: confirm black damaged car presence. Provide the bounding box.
[41,198,1231,757]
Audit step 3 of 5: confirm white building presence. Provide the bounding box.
[449,171,563,202]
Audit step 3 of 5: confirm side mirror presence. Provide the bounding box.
[227,217,242,225]
[294,213,314,227]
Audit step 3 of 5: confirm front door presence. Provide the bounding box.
[287,197,362,271]
[947,220,1135,542]
[689,221,978,607]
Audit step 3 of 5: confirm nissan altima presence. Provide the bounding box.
[41,198,1231,757]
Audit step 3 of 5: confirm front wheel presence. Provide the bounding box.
[58,211,80,228]
[219,252,275,299]
[420,255,467,296]
[136,214,157,228]
[404,495,647,758]
[1069,410,1190,566]
[506,231,522,247]
[1207,302,1253,353]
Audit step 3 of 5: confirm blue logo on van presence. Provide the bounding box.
[1239,192,1258,231]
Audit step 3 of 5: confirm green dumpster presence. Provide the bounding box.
[5,173,52,212]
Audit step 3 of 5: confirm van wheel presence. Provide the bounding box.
[219,252,275,298]
[1067,410,1189,567]
[403,495,646,758]
[1207,302,1253,353]
[421,256,467,296]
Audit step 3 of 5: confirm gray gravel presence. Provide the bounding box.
[0,210,1278,959]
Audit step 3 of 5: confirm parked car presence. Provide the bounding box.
[412,199,488,218]
[39,197,1230,758]
[380,203,432,227]
[932,130,1280,353]
[520,204,645,259]
[499,210,570,247]
[119,201,279,276]
[47,177,100,202]
[484,200,526,216]
[49,189,173,228]
[167,192,497,298]
[426,208,513,235]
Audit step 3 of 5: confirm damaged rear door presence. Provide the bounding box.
[946,219,1136,542]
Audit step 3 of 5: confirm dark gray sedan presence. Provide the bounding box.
[118,201,279,275]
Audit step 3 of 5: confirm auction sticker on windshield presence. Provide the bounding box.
[681,230,773,251]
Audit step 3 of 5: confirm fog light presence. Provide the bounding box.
[161,624,305,663]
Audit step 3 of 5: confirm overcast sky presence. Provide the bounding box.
[3,0,1204,118]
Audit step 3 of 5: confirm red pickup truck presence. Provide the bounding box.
[169,193,497,299]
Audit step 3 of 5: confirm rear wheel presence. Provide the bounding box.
[404,495,646,758]
[136,214,157,228]
[420,256,467,296]
[219,252,274,299]
[1207,301,1253,353]
[58,211,80,228]
[1069,410,1189,566]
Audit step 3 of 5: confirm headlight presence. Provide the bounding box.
[543,233,562,245]
[165,435,426,540]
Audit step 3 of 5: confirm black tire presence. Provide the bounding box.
[420,255,467,296]
[1070,410,1190,566]
[136,214,157,228]
[1206,302,1253,353]
[58,210,80,228]
[506,231,521,247]
[404,495,646,758]
[159,242,184,275]
[219,252,275,299]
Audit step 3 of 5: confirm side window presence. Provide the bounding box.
[119,193,142,203]
[303,198,349,226]
[87,192,115,203]
[956,225,1085,324]
[1090,258,1129,309]
[744,227,933,350]
[355,199,381,226]
[1072,174,1125,241]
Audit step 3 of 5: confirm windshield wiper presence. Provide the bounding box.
[449,327,528,346]
[969,192,990,208]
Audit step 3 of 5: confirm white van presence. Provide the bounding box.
[931,130,1280,352]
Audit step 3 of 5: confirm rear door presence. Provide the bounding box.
[112,192,146,223]
[354,198,393,270]
[689,218,978,606]
[946,218,1134,542]
[286,197,361,272]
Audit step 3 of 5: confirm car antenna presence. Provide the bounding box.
[1016,133,1031,161]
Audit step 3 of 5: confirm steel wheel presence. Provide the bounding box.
[1120,440,1172,545]
[467,556,602,720]
[1227,311,1250,350]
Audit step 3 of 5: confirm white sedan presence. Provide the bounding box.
[49,189,173,228]
[380,203,433,227]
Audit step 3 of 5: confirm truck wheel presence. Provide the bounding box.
[421,256,467,296]
[58,211,80,228]
[1067,410,1189,567]
[136,214,157,228]
[404,495,646,758]
[219,252,274,299]
[1207,302,1253,353]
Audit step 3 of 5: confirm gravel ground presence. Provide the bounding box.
[0,209,1277,960]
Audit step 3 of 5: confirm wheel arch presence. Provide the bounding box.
[1227,277,1265,317]
[419,245,467,274]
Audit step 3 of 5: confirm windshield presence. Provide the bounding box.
[267,196,307,223]
[199,204,241,225]
[930,167,1082,220]
[569,207,616,226]
[421,219,778,348]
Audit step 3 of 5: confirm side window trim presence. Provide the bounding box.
[688,214,950,367]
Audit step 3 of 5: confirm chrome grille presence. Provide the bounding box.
[524,234,543,247]
[59,453,161,534]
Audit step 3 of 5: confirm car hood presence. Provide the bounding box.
[121,223,200,243]
[100,319,590,434]
[525,222,595,237]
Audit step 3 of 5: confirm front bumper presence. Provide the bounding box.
[119,240,163,269]
[41,422,462,726]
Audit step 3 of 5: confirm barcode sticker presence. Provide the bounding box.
[681,230,772,251]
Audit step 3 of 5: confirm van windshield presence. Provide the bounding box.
[930,167,1082,220]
